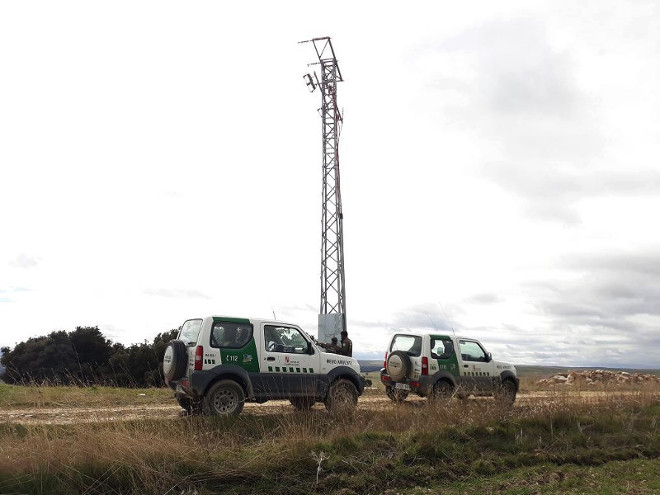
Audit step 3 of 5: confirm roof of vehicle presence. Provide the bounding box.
[388,331,476,341]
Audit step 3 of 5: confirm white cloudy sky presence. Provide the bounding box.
[2,1,659,368]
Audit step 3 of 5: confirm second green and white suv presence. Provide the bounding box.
[380,332,518,404]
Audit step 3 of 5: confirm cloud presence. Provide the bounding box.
[9,254,39,269]
[409,16,660,224]
[464,293,504,305]
[142,288,210,299]
[519,249,660,366]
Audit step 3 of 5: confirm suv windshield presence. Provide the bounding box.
[390,334,422,356]
[179,319,203,346]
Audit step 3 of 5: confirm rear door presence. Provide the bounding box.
[178,319,203,378]
[258,323,320,398]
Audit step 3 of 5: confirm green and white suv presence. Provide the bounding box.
[163,316,365,416]
[380,332,518,404]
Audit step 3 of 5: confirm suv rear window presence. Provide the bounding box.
[211,321,253,349]
[179,319,203,346]
[390,334,422,357]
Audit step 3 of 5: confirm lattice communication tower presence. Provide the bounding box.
[300,37,346,342]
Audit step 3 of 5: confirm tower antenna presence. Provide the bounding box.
[300,36,346,343]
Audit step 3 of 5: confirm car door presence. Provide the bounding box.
[259,323,319,398]
[457,339,493,392]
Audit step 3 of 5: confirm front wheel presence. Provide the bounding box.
[324,379,358,416]
[203,380,245,416]
[494,379,517,405]
[385,386,409,402]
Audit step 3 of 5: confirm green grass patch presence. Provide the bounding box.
[0,382,171,408]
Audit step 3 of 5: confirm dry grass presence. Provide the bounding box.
[0,383,658,494]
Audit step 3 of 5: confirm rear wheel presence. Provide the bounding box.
[324,379,358,416]
[429,380,454,404]
[290,397,316,411]
[203,380,245,416]
[494,379,517,405]
[385,386,409,402]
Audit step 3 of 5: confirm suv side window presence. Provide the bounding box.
[390,334,422,357]
[179,319,203,346]
[431,338,454,360]
[210,322,253,349]
[459,340,487,362]
[264,325,309,354]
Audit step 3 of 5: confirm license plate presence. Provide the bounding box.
[395,383,411,390]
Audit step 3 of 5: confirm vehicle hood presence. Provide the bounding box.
[319,351,361,373]
[493,360,517,376]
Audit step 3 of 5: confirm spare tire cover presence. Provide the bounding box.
[163,339,188,384]
[386,351,411,382]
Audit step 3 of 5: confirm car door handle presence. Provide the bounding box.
[463,365,468,368]
[266,357,276,361]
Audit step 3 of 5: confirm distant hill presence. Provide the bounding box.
[358,360,384,373]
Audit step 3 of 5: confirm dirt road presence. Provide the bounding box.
[2,390,653,425]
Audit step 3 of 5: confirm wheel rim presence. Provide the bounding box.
[212,388,239,414]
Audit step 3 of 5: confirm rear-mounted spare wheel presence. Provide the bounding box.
[163,339,188,384]
[386,350,412,382]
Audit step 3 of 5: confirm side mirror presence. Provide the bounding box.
[307,341,313,354]
[486,352,492,362]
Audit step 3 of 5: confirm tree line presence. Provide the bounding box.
[0,326,178,387]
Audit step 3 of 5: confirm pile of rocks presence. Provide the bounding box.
[537,369,660,387]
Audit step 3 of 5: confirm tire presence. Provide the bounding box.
[163,339,187,385]
[324,379,358,416]
[203,380,245,416]
[429,380,454,404]
[385,386,409,402]
[386,351,412,382]
[290,397,316,411]
[494,379,517,405]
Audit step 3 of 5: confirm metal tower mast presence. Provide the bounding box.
[300,36,346,342]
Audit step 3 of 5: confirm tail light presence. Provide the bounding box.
[195,345,203,371]
[383,352,388,369]
[421,356,428,375]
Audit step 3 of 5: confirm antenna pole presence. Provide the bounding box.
[300,37,347,343]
